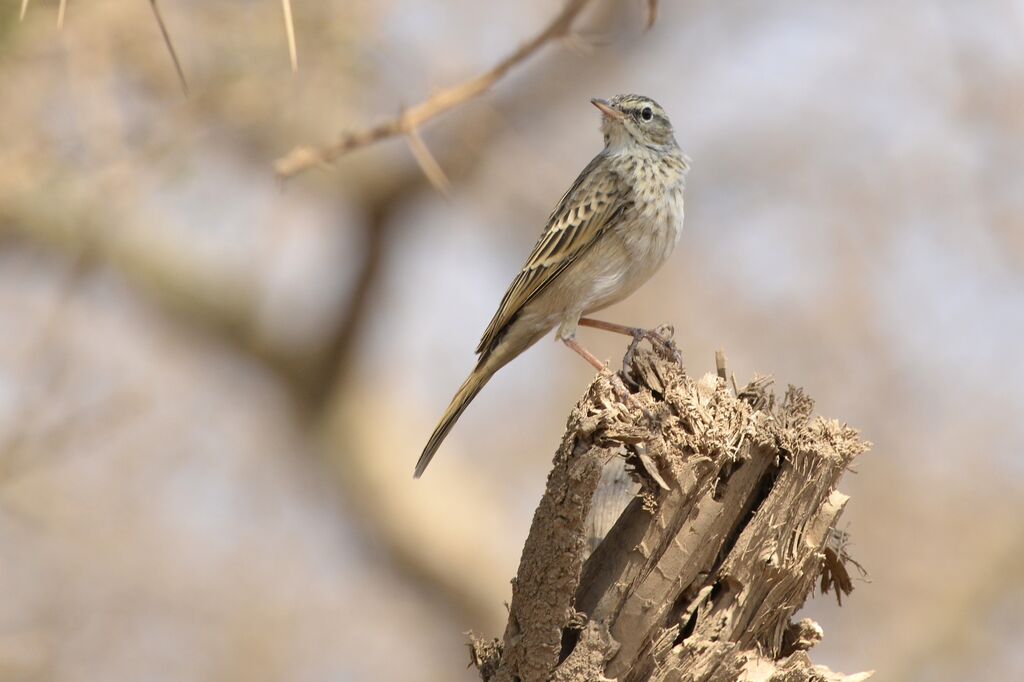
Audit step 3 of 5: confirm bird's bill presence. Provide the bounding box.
[591,98,624,120]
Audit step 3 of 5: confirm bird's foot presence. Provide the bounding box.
[648,324,684,365]
[623,324,683,371]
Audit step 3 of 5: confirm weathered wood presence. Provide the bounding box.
[470,341,872,681]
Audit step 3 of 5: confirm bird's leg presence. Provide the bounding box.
[562,337,634,404]
[578,317,644,337]
[562,337,652,419]
[562,336,606,372]
[578,317,647,369]
[578,317,682,367]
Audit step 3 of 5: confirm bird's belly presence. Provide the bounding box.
[582,209,683,314]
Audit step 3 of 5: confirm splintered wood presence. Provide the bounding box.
[469,343,873,681]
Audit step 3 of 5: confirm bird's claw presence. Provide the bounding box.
[623,330,645,371]
[647,324,683,364]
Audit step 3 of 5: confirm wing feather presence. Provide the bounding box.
[475,153,630,356]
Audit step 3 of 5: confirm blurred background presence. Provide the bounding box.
[1,0,1022,680]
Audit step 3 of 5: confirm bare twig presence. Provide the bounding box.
[56,0,66,29]
[19,0,29,21]
[273,0,594,179]
[281,0,297,72]
[149,0,190,96]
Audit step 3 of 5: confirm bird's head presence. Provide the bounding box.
[591,94,676,151]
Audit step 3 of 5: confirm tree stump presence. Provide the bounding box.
[469,341,872,681]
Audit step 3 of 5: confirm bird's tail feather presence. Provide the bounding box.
[414,365,494,478]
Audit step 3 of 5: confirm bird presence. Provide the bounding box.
[415,94,689,478]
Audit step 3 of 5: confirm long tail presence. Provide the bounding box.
[414,363,496,478]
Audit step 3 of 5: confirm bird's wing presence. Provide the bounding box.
[476,153,631,356]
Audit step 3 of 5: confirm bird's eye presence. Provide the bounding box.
[640,106,654,121]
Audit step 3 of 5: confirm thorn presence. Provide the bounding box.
[281,0,298,72]
[149,0,190,97]
[406,128,452,196]
[645,0,659,30]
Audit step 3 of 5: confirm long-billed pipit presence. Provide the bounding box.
[415,94,689,478]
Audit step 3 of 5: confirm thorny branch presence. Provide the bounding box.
[274,0,618,181]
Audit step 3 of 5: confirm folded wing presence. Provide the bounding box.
[476,153,631,357]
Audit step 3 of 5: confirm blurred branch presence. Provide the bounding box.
[304,181,412,404]
[0,253,88,480]
[328,386,516,632]
[472,346,872,681]
[273,0,596,180]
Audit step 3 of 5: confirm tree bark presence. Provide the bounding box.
[469,341,873,681]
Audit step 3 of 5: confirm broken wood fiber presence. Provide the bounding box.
[469,341,873,682]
